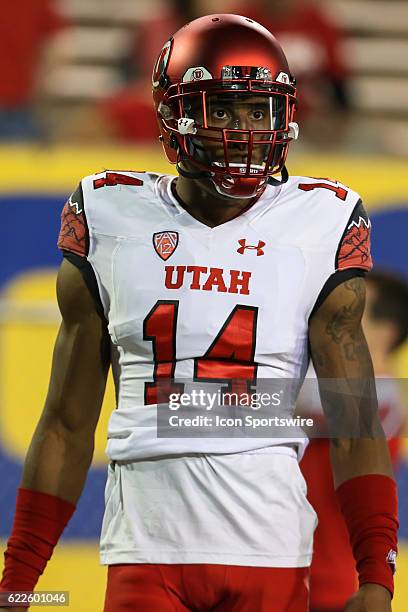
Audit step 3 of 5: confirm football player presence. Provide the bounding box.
[0,15,398,612]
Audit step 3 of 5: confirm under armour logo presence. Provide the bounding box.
[237,239,266,256]
[177,117,197,135]
[386,549,397,574]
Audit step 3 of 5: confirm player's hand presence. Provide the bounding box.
[344,584,392,611]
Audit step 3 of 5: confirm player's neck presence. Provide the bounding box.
[173,175,259,228]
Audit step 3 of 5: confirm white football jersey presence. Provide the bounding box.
[58,170,372,462]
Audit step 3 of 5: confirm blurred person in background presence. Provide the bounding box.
[0,0,67,142]
[299,269,408,611]
[97,0,232,143]
[97,0,200,143]
[230,0,352,144]
[99,0,353,146]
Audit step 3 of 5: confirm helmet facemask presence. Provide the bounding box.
[159,77,298,198]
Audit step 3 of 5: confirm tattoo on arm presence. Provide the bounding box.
[309,277,382,439]
[326,278,365,345]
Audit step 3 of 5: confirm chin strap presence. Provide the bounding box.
[267,165,289,186]
[176,160,212,180]
[178,161,290,185]
[177,143,290,185]
[176,148,212,180]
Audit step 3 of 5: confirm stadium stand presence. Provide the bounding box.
[40,0,408,153]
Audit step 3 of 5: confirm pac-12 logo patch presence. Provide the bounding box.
[153,231,179,260]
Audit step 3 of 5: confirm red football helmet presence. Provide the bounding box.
[152,14,298,199]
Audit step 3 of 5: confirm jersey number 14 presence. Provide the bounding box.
[143,301,258,404]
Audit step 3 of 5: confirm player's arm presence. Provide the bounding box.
[22,258,110,499]
[0,258,110,603]
[309,277,397,610]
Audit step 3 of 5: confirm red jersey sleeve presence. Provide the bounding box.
[57,183,89,257]
[336,200,373,272]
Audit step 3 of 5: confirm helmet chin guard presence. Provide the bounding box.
[153,14,298,199]
[215,175,269,199]
[212,164,270,199]
[176,160,288,199]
